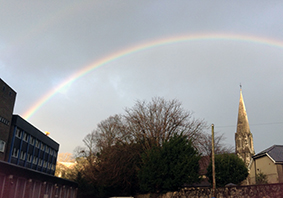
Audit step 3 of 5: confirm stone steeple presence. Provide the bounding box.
[235,87,255,167]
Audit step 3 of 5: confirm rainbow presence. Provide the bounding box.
[22,33,283,120]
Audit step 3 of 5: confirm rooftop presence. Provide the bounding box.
[253,145,283,164]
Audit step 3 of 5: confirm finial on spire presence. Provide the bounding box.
[240,83,242,90]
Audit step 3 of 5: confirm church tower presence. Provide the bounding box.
[235,87,255,167]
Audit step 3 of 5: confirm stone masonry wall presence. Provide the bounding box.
[136,183,283,198]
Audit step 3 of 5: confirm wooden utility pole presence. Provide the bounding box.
[211,124,216,198]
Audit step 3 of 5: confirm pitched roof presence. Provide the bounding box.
[252,145,283,164]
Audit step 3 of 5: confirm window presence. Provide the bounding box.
[27,154,32,162]
[46,147,50,154]
[15,129,21,138]
[0,140,5,152]
[38,159,43,166]
[35,140,39,148]
[51,150,57,157]
[12,148,19,158]
[33,157,38,165]
[20,151,26,160]
[40,144,45,151]
[29,137,34,145]
[0,116,9,126]
[23,133,28,142]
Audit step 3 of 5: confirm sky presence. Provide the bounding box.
[1,1,283,154]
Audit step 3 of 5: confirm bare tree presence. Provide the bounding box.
[73,132,100,184]
[197,132,234,157]
[124,97,206,150]
[95,114,133,150]
[57,152,75,162]
[82,97,206,153]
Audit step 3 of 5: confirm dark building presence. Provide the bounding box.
[0,78,17,161]
[0,78,59,175]
[7,115,59,175]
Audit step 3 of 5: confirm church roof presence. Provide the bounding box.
[252,145,283,164]
[236,89,251,134]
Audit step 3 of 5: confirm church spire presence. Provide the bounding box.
[235,87,255,167]
[236,87,250,135]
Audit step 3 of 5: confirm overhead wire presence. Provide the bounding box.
[215,122,283,129]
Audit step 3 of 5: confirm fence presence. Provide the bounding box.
[0,160,78,198]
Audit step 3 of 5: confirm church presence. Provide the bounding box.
[235,87,283,185]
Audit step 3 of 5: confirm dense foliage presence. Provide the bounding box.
[95,143,142,196]
[138,134,201,193]
[206,154,248,187]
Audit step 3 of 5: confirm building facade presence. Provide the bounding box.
[0,78,59,175]
[249,145,283,184]
[7,115,59,175]
[0,79,16,161]
[235,88,255,167]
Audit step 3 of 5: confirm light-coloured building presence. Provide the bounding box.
[249,145,283,184]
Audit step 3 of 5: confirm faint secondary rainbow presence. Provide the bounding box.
[22,33,283,120]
